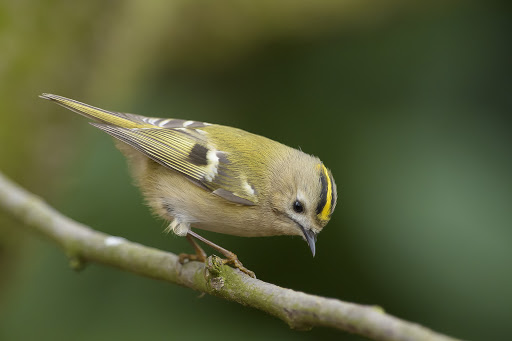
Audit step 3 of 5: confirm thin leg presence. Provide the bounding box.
[183,230,255,278]
[179,234,207,264]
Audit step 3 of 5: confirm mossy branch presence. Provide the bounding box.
[0,172,463,341]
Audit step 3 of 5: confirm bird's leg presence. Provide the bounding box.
[179,234,207,263]
[179,230,255,278]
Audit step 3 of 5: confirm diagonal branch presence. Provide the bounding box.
[0,171,463,341]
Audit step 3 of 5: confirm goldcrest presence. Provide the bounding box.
[41,93,337,277]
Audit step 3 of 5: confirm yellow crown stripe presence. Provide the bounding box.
[318,164,332,221]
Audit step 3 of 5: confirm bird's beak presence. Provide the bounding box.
[300,226,318,257]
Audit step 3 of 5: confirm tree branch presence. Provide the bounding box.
[0,171,463,341]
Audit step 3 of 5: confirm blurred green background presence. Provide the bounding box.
[1,1,511,340]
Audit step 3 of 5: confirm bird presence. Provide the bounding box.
[40,93,337,277]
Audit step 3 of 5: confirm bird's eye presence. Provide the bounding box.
[293,200,305,213]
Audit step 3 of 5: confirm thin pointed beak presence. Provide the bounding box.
[300,226,317,257]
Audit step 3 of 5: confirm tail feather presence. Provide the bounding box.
[39,93,150,128]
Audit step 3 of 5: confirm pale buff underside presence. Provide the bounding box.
[117,142,302,238]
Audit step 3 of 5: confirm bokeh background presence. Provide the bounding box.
[1,1,511,340]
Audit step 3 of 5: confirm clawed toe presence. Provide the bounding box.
[180,230,256,278]
[179,253,206,264]
[221,255,256,278]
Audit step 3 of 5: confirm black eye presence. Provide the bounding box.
[293,200,305,213]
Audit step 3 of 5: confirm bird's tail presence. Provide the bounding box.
[39,93,151,128]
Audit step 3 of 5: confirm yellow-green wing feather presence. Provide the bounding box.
[40,93,258,205]
[40,93,153,128]
[91,124,208,181]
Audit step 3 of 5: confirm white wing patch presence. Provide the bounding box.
[242,180,255,196]
[158,119,173,126]
[204,149,220,181]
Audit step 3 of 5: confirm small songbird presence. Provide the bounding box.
[41,94,337,277]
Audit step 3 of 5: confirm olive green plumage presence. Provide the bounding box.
[40,93,337,257]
